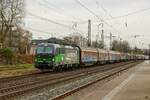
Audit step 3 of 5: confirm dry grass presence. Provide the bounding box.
[0,64,38,78]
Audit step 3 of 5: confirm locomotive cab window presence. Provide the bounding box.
[36,46,44,54]
[45,46,53,54]
[36,46,53,54]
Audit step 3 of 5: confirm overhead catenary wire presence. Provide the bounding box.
[26,27,68,38]
[32,0,122,38]
[36,0,84,22]
[105,7,150,21]
[26,0,149,49]
[74,0,103,22]
[94,1,128,39]
[95,0,113,19]
[28,12,72,29]
[74,0,122,36]
[95,0,124,27]
[84,0,150,41]
[27,12,86,34]
[88,7,150,22]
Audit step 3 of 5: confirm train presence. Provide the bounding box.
[34,43,148,71]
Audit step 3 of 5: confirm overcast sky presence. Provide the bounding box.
[25,0,150,49]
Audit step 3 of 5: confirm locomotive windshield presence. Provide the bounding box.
[36,46,54,54]
[36,46,44,54]
[45,46,53,54]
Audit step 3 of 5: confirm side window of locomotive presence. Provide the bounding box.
[59,48,65,54]
[56,48,60,54]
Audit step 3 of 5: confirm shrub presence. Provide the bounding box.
[0,48,14,64]
[0,48,34,64]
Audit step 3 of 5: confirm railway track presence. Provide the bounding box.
[51,62,140,100]
[0,61,141,100]
[0,62,131,89]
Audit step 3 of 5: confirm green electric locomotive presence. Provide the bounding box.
[35,43,80,71]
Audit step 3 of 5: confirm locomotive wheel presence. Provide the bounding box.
[52,67,58,72]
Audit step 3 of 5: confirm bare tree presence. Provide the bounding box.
[0,0,25,47]
[92,40,104,49]
[112,40,131,53]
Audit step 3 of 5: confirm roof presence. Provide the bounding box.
[32,38,78,47]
